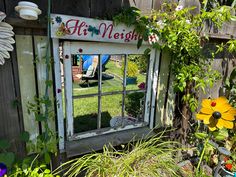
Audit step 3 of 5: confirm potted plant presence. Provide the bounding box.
[122,61,138,85]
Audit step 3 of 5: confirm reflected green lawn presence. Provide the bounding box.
[72,60,146,132]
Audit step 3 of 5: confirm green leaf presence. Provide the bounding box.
[230,16,236,21]
[213,128,229,141]
[195,132,208,139]
[44,169,51,174]
[137,38,143,49]
[144,48,151,56]
[45,80,53,87]
[35,114,46,122]
[20,131,30,142]
[44,152,51,164]
[0,152,15,168]
[0,139,10,150]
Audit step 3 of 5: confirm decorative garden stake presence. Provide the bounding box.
[196,97,236,131]
[195,97,236,175]
[0,12,15,65]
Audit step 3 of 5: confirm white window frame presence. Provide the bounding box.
[62,41,158,141]
[53,40,160,150]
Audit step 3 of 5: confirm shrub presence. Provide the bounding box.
[125,92,144,118]
[122,60,138,77]
[128,55,148,73]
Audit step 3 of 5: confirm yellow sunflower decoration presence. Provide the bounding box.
[196,97,236,131]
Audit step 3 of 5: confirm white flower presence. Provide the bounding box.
[156,20,164,29]
[186,20,191,24]
[148,33,159,45]
[175,5,183,11]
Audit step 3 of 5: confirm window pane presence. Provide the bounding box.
[124,91,145,122]
[73,97,100,133]
[101,95,122,128]
[72,54,99,97]
[101,55,124,93]
[126,54,148,91]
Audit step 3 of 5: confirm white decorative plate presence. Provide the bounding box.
[0,22,13,30]
[0,50,10,59]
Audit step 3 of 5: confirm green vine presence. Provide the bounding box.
[26,0,58,164]
[114,4,232,111]
[113,3,235,144]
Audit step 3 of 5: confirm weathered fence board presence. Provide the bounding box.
[155,50,174,127]
[0,0,5,12]
[15,35,39,141]
[90,0,135,18]
[199,58,236,101]
[52,0,90,17]
[0,59,25,156]
[34,36,55,131]
[134,0,153,14]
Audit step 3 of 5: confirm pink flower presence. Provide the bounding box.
[138,82,145,90]
[148,34,159,45]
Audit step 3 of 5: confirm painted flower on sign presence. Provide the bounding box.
[0,163,7,177]
[196,97,236,131]
[55,16,62,24]
[88,25,100,37]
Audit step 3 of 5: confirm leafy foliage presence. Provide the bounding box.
[128,54,148,73]
[125,92,144,118]
[0,139,15,168]
[10,155,56,177]
[27,96,58,164]
[121,60,139,77]
[114,3,233,112]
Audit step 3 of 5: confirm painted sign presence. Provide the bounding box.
[50,14,143,44]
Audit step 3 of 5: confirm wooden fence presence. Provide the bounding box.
[0,0,235,157]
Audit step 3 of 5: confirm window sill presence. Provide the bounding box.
[65,126,154,157]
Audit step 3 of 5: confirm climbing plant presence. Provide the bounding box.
[25,0,58,164]
[114,2,235,143]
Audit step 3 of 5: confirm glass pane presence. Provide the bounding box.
[73,97,98,133]
[101,55,124,93]
[124,91,145,122]
[72,54,99,97]
[101,95,122,128]
[126,54,148,91]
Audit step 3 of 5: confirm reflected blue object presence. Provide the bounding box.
[81,55,110,71]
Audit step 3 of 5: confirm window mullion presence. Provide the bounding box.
[122,55,127,118]
[97,55,102,129]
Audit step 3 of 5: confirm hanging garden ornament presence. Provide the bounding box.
[0,11,15,65]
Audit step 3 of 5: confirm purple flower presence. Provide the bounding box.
[0,163,7,177]
[138,82,145,90]
[175,5,183,11]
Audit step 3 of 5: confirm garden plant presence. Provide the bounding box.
[113,1,236,145]
[54,131,182,177]
[2,0,236,177]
